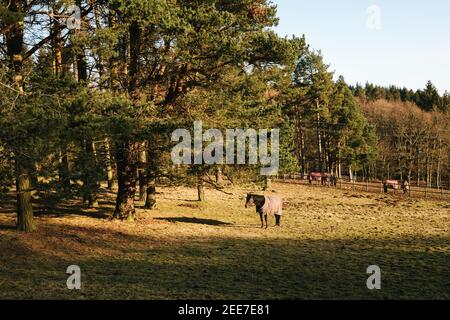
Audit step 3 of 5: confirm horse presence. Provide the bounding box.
[321,173,332,186]
[384,180,399,193]
[309,172,336,187]
[401,180,410,194]
[308,172,322,185]
[245,194,283,228]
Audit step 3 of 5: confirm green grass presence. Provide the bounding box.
[0,183,449,299]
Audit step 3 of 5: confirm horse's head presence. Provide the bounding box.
[245,194,255,208]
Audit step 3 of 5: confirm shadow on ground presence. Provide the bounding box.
[0,224,16,231]
[155,217,232,226]
[0,220,449,300]
[0,189,114,220]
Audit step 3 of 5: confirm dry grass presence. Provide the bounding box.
[0,183,449,300]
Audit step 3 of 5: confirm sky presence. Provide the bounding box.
[272,0,450,94]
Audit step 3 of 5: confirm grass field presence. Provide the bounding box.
[0,183,449,300]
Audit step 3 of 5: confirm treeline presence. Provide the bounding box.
[349,81,449,113]
[361,99,449,188]
[0,0,448,234]
[348,83,449,187]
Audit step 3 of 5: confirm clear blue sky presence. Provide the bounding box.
[272,0,450,94]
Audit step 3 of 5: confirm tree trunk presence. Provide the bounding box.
[52,4,64,78]
[216,166,223,188]
[295,108,306,176]
[425,147,431,188]
[197,173,205,202]
[104,138,116,190]
[416,147,421,186]
[138,143,148,202]
[81,140,99,208]
[139,174,148,203]
[108,8,121,90]
[94,5,106,88]
[16,167,35,232]
[113,141,139,220]
[436,139,442,188]
[263,177,272,191]
[74,0,88,83]
[316,99,323,172]
[300,128,306,176]
[59,148,71,192]
[6,0,34,231]
[338,161,342,179]
[128,20,141,99]
[112,20,141,219]
[144,179,157,210]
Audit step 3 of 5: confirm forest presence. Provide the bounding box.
[0,0,449,236]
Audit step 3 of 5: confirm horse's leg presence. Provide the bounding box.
[264,214,268,229]
[275,214,281,226]
[260,213,264,228]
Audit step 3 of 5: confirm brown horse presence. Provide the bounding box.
[308,172,322,185]
[245,194,283,228]
[309,172,336,186]
[384,180,399,193]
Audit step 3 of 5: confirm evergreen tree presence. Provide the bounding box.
[293,50,334,172]
[416,81,440,111]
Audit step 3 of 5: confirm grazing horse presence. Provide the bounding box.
[308,172,322,185]
[245,194,283,228]
[401,180,410,194]
[384,180,399,193]
[309,172,336,187]
[321,173,332,186]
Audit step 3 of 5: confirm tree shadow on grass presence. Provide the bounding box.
[33,199,112,219]
[0,193,17,214]
[0,189,114,220]
[35,209,112,220]
[1,223,450,299]
[0,224,16,231]
[161,195,199,202]
[1,220,449,300]
[155,217,232,226]
[222,224,268,229]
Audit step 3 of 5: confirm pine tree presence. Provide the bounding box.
[416,81,440,111]
[294,50,334,172]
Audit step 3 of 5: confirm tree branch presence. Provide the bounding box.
[23,5,93,61]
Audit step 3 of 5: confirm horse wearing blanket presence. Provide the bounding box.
[245,194,283,228]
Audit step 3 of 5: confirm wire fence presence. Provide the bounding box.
[275,174,450,201]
